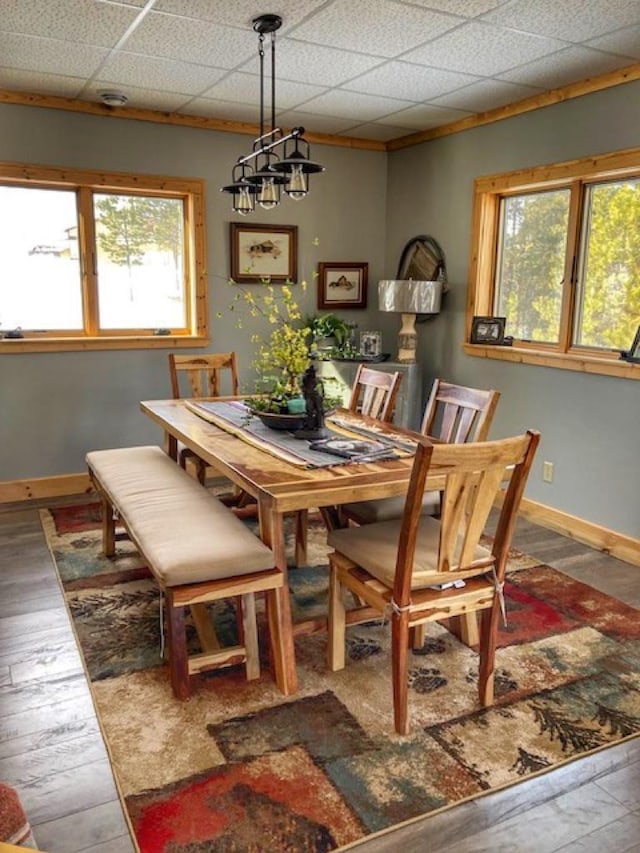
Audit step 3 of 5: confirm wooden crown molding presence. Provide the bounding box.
[386,62,640,151]
[2,60,639,156]
[0,89,385,152]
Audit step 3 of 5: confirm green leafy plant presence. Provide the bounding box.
[306,312,352,347]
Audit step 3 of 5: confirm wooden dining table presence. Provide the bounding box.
[140,398,450,695]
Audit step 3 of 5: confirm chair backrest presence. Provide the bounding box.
[394,430,539,605]
[168,352,239,399]
[421,379,500,443]
[348,364,403,422]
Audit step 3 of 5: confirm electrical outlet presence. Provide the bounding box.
[542,461,554,483]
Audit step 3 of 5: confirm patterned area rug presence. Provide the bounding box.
[41,504,640,852]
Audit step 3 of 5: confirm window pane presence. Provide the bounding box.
[495,190,570,343]
[0,186,82,330]
[94,194,186,330]
[574,179,640,350]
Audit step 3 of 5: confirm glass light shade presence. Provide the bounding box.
[378,279,442,314]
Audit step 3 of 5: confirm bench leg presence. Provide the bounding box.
[101,497,116,558]
[240,593,260,680]
[166,591,190,700]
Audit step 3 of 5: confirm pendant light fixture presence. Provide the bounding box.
[220,13,325,215]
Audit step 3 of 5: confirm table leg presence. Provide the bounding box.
[258,494,298,695]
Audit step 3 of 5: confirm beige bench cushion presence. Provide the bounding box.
[328,515,491,589]
[87,446,274,587]
[342,490,440,523]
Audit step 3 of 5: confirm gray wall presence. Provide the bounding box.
[386,81,640,538]
[0,104,388,479]
[1,86,638,540]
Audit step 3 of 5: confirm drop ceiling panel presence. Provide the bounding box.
[0,0,638,144]
[272,110,361,136]
[481,0,640,43]
[288,0,463,57]
[99,51,228,95]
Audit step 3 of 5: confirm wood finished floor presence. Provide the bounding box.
[0,502,638,853]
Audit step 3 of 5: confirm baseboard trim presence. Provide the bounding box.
[2,473,639,567]
[497,493,640,568]
[0,473,93,505]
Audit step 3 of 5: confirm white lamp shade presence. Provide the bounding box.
[378,279,442,314]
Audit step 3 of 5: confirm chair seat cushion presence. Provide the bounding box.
[342,490,440,523]
[87,446,274,587]
[328,515,491,589]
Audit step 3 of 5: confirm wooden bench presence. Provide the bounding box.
[86,445,288,700]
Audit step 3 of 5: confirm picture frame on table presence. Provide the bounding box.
[229,222,297,283]
[620,324,640,363]
[360,330,382,358]
[317,261,368,309]
[470,315,506,344]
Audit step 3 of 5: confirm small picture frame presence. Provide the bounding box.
[620,324,640,363]
[360,330,382,357]
[470,315,506,344]
[230,222,297,283]
[317,261,368,309]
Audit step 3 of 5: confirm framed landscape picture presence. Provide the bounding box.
[230,222,297,283]
[317,261,368,309]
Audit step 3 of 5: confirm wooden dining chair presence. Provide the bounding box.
[168,352,239,485]
[348,363,403,422]
[294,365,403,566]
[341,380,500,526]
[327,429,540,734]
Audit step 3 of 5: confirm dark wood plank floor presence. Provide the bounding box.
[0,503,638,853]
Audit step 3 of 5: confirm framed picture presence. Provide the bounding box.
[360,330,382,357]
[621,324,640,363]
[470,315,506,344]
[230,222,297,283]
[317,261,368,309]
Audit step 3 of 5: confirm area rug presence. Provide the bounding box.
[41,504,640,852]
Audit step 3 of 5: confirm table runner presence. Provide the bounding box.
[185,400,412,468]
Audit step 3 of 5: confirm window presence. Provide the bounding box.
[0,163,207,352]
[468,147,640,377]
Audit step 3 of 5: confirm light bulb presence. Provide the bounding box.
[287,165,307,200]
[235,186,254,215]
[258,178,279,210]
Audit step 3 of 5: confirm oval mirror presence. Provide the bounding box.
[397,235,448,293]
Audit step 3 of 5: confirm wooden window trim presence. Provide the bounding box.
[466,145,640,380]
[0,162,209,353]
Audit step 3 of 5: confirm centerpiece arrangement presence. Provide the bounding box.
[224,279,342,430]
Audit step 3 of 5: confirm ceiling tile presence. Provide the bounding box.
[298,89,415,120]
[342,60,480,101]
[200,72,326,110]
[1,0,140,48]
[481,0,640,43]
[339,122,410,141]
[274,110,361,135]
[99,51,228,95]
[403,0,503,14]
[404,20,565,76]
[586,25,640,61]
[177,96,260,122]
[0,67,86,97]
[153,0,328,31]
[431,78,543,112]
[243,39,383,87]
[0,32,108,78]
[122,10,255,68]
[498,46,637,90]
[376,102,473,129]
[287,0,463,58]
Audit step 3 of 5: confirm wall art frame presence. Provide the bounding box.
[317,261,368,309]
[230,222,298,283]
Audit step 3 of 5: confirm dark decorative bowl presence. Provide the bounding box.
[252,410,308,431]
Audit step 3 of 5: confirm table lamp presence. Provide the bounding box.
[378,279,442,362]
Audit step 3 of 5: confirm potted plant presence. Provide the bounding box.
[306,313,354,354]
